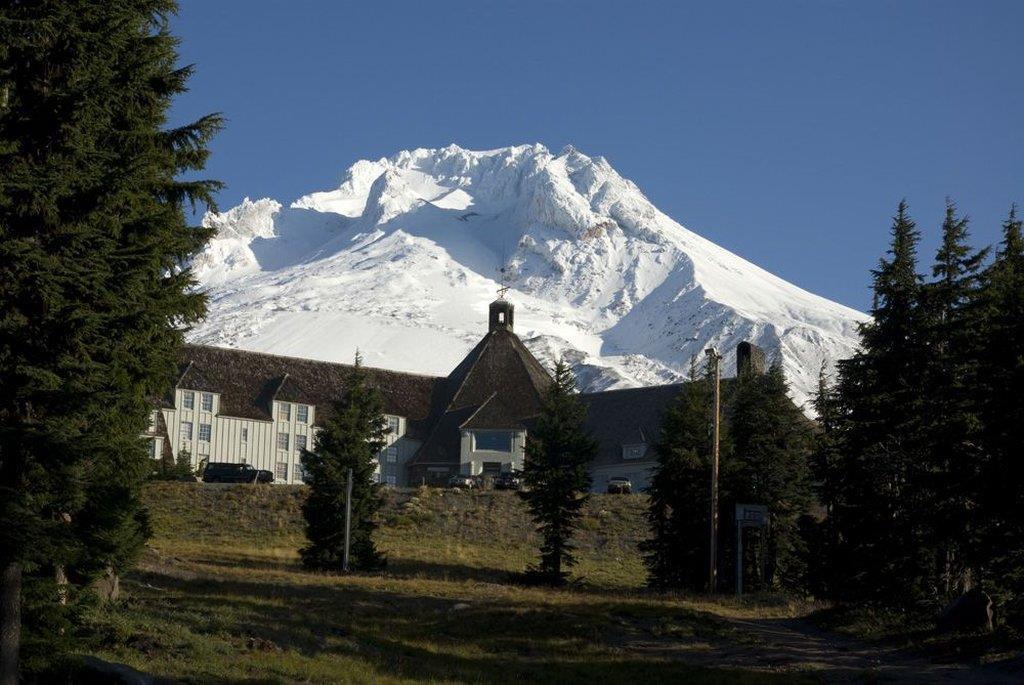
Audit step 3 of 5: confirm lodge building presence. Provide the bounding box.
[148,297,763,492]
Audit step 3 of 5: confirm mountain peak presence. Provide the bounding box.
[193,144,866,411]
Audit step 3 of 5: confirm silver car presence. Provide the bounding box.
[606,477,632,494]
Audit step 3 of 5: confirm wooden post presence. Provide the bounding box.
[736,519,743,597]
[706,347,722,594]
[343,467,353,573]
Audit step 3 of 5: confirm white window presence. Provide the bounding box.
[199,423,211,442]
[180,421,193,440]
[387,415,400,435]
[201,393,213,411]
[148,440,157,458]
[297,405,309,424]
[277,433,290,451]
[386,445,397,463]
[240,427,248,443]
[279,403,291,421]
[275,462,288,481]
[182,392,194,409]
[149,411,157,432]
[296,434,307,452]
[623,444,647,460]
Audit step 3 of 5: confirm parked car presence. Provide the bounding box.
[494,471,522,491]
[447,474,476,489]
[606,476,632,494]
[202,462,273,484]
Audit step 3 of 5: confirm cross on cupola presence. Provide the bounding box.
[496,265,510,300]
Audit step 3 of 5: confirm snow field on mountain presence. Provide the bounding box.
[189,143,867,411]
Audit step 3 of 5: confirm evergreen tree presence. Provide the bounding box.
[920,200,988,596]
[834,200,932,602]
[153,448,196,481]
[519,361,596,585]
[807,366,845,596]
[301,353,387,572]
[724,362,814,590]
[641,368,713,590]
[977,206,1024,624]
[0,2,219,677]
[811,366,843,527]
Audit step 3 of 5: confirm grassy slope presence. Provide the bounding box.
[89,483,817,684]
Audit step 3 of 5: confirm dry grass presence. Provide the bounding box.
[83,483,822,684]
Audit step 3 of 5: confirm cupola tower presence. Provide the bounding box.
[489,297,514,332]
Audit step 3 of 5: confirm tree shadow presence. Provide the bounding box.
[384,557,516,584]
[119,563,794,684]
[190,551,304,573]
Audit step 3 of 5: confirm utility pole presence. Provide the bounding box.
[706,347,722,594]
[343,467,353,573]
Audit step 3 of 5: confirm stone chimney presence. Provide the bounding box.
[736,341,766,376]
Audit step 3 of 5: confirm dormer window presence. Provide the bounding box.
[623,443,647,460]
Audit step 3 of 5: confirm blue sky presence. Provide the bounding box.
[170,1,1022,311]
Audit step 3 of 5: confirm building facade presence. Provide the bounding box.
[149,296,760,490]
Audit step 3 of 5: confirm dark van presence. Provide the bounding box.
[202,462,274,484]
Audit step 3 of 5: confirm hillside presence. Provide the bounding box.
[188,144,868,410]
[78,483,1015,683]
[144,482,650,587]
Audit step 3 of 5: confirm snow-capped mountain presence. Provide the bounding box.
[189,143,867,411]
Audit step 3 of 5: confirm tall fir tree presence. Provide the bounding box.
[301,353,387,572]
[641,366,714,590]
[834,200,932,602]
[724,362,814,590]
[920,200,988,596]
[519,361,596,585]
[977,206,1024,624]
[810,366,843,530]
[0,1,219,678]
[807,366,845,596]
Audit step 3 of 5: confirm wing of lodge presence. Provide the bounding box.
[146,297,766,492]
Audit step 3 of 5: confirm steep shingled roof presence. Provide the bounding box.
[581,378,741,468]
[460,393,523,430]
[173,344,443,436]
[409,327,553,465]
[580,384,688,468]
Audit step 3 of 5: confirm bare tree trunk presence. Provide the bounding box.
[94,567,120,603]
[56,512,72,607]
[0,561,21,685]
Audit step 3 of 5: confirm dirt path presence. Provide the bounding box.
[616,613,1017,683]
[716,616,1019,683]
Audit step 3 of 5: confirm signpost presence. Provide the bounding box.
[735,503,768,597]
